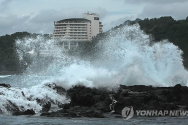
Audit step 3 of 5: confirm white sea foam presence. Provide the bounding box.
[0,75,11,78]
[0,24,188,114]
[51,24,188,88]
[0,83,69,114]
[15,24,188,88]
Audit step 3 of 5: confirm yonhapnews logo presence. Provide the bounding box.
[122,106,188,120]
[122,106,134,120]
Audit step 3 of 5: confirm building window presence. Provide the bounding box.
[94,17,99,20]
[64,42,68,45]
[64,46,69,49]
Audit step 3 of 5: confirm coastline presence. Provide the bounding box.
[1,83,188,119]
[39,84,188,118]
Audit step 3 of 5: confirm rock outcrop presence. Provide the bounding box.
[2,83,188,118]
[41,84,188,118]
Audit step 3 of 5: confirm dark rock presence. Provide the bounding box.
[27,95,33,101]
[42,101,51,112]
[173,84,182,101]
[40,106,104,118]
[13,109,35,116]
[40,84,188,118]
[93,95,102,103]
[46,83,66,96]
[6,100,20,113]
[40,112,51,116]
[23,109,36,115]
[154,102,178,110]
[21,91,25,97]
[0,83,11,88]
[128,85,154,92]
[62,103,71,109]
[36,98,41,104]
[67,85,111,107]
[53,86,66,95]
[173,84,182,94]
[94,101,110,112]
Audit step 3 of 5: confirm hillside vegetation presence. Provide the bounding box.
[0,32,50,74]
[139,16,188,68]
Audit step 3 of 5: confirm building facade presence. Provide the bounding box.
[53,13,103,50]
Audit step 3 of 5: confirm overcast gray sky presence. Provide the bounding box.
[0,0,188,36]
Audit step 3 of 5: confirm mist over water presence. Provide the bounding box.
[95,24,188,87]
[0,24,187,114]
[16,24,188,88]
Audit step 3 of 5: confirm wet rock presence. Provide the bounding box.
[62,103,71,109]
[13,109,35,116]
[42,101,51,112]
[93,95,102,103]
[46,83,66,96]
[6,100,20,113]
[23,109,36,115]
[94,101,110,112]
[67,85,111,107]
[172,84,182,101]
[41,106,104,118]
[40,84,188,118]
[0,83,11,88]
[27,95,34,101]
[53,86,66,95]
[21,91,25,97]
[40,112,51,116]
[128,85,154,92]
[173,84,182,95]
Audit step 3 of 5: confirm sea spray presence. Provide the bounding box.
[0,24,188,114]
[49,24,188,88]
[0,83,69,114]
[15,24,188,88]
[16,35,72,76]
[94,24,188,86]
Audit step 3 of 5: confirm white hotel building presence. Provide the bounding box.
[53,13,103,49]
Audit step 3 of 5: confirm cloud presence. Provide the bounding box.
[29,8,106,34]
[0,0,14,12]
[138,2,188,19]
[0,7,108,35]
[88,7,107,20]
[103,15,135,31]
[30,8,84,24]
[1,0,187,36]
[0,14,31,35]
[0,8,82,35]
[123,0,188,4]
[122,0,188,20]
[0,0,132,36]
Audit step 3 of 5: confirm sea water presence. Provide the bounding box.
[1,115,188,125]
